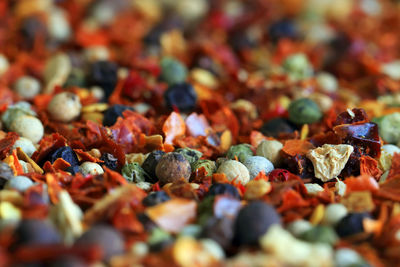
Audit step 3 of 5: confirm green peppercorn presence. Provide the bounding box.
[226,144,253,162]
[299,225,338,245]
[192,159,216,176]
[282,53,313,81]
[64,68,86,88]
[155,152,191,185]
[1,102,36,130]
[373,112,400,144]
[197,196,215,226]
[121,162,149,183]
[288,98,323,125]
[160,57,188,85]
[175,147,203,167]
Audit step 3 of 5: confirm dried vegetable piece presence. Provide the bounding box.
[146,198,197,234]
[306,144,354,182]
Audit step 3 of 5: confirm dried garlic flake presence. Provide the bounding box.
[306,144,354,182]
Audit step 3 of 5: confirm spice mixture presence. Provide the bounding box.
[1,0,400,266]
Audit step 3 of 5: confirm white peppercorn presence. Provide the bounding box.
[13,76,41,100]
[48,92,82,122]
[12,137,37,157]
[256,140,283,166]
[321,204,348,226]
[216,160,250,184]
[9,115,44,143]
[79,162,104,176]
[316,72,338,93]
[47,8,71,42]
[5,176,34,192]
[243,156,274,180]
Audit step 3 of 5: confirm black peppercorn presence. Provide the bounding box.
[164,83,197,112]
[48,146,79,167]
[233,201,281,246]
[142,191,171,207]
[268,19,298,43]
[75,225,124,261]
[100,153,118,171]
[335,212,372,237]
[207,183,240,199]
[142,150,166,183]
[87,61,118,99]
[260,117,297,138]
[103,104,134,126]
[11,219,61,250]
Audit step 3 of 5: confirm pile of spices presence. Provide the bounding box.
[2,0,400,266]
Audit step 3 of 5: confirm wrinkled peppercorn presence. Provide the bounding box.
[48,146,79,167]
[288,98,323,125]
[226,144,253,162]
[155,152,191,185]
[100,153,118,171]
[142,150,166,183]
[175,147,203,167]
[121,162,148,183]
[243,156,274,179]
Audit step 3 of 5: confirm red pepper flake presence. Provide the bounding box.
[31,133,67,163]
[387,153,400,181]
[46,174,63,204]
[0,132,18,159]
[278,189,310,213]
[360,155,382,180]
[74,149,104,163]
[345,174,379,193]
[282,139,315,156]
[51,158,71,171]
[163,112,186,145]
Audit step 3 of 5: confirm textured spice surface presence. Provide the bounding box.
[1,0,400,266]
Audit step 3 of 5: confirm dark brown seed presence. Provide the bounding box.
[155,152,191,185]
